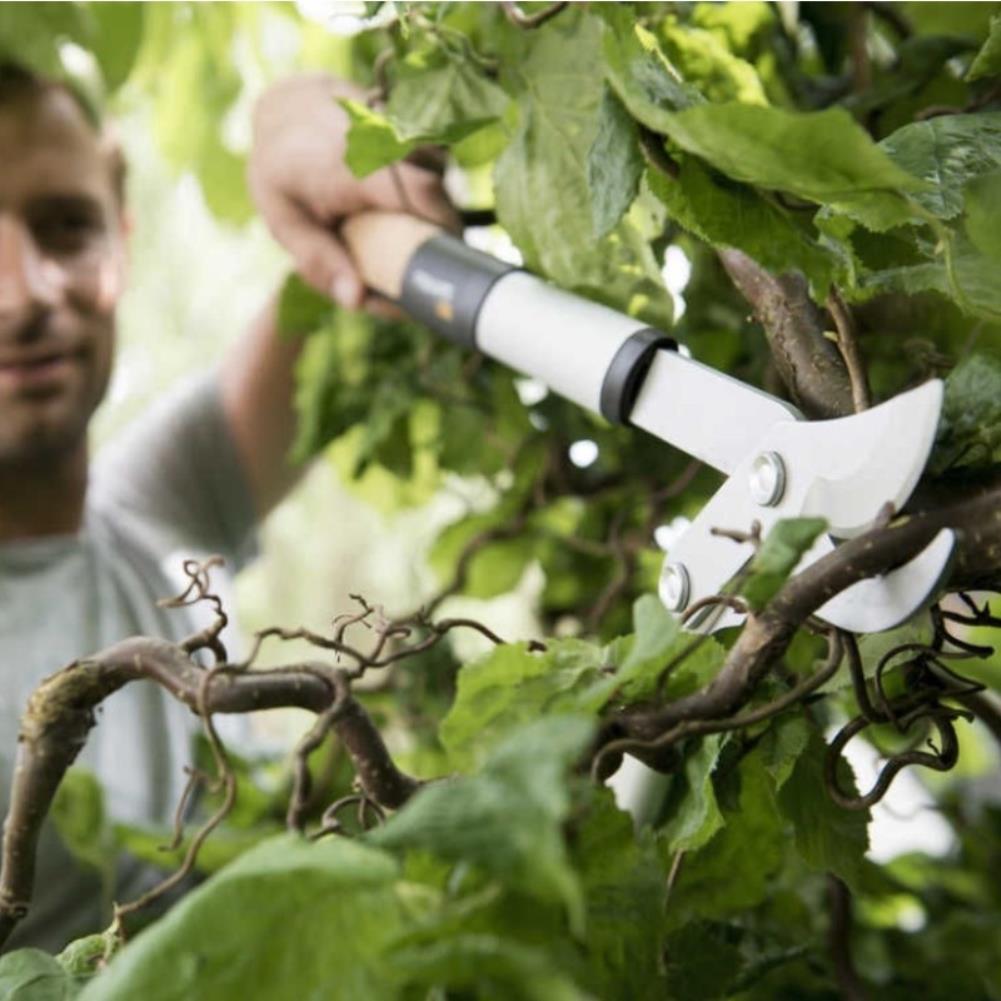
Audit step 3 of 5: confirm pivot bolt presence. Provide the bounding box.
[749,451,786,506]
[661,562,691,612]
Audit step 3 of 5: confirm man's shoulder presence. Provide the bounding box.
[90,373,258,571]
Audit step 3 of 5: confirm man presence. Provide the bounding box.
[0,65,455,949]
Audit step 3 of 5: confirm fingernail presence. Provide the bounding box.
[332,275,361,309]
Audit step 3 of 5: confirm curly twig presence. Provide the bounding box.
[500,1,568,29]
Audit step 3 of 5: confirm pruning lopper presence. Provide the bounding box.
[342,213,954,635]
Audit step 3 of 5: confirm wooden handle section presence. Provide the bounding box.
[340,211,441,300]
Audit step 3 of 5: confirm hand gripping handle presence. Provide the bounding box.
[340,211,674,425]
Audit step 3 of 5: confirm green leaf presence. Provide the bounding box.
[89,2,145,92]
[78,836,402,1001]
[876,113,1001,221]
[967,15,1001,81]
[341,98,415,177]
[777,732,870,891]
[857,230,1001,321]
[494,13,609,287]
[659,733,727,853]
[613,594,724,703]
[0,949,82,1001]
[601,11,703,133]
[664,751,784,925]
[372,716,593,933]
[342,50,508,177]
[494,10,669,316]
[588,86,643,239]
[930,352,1001,473]
[964,170,1001,261]
[568,789,669,999]
[50,768,114,877]
[663,104,926,207]
[386,49,509,144]
[648,157,837,294]
[390,935,588,1001]
[740,517,827,611]
[662,923,743,1001]
[440,640,604,768]
[758,712,811,791]
[0,4,90,79]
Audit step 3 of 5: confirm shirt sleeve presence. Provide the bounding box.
[92,371,258,571]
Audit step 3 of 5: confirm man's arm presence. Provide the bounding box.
[221,74,458,517]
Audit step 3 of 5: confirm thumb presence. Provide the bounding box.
[270,203,366,308]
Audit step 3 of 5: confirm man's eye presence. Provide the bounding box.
[36,216,100,251]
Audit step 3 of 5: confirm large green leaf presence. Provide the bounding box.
[89,2,144,92]
[494,13,608,287]
[588,86,643,238]
[440,640,604,768]
[78,836,402,1001]
[0,4,90,78]
[601,10,703,132]
[569,789,669,999]
[659,733,727,853]
[598,593,725,705]
[342,48,508,177]
[494,9,668,317]
[664,751,784,926]
[386,48,509,143]
[390,936,588,1001]
[965,170,1001,261]
[877,113,1001,221]
[930,352,1001,473]
[648,158,838,293]
[857,230,1001,321]
[50,768,114,878]
[777,732,870,891]
[0,950,82,1001]
[341,98,415,177]
[664,104,927,206]
[372,716,593,932]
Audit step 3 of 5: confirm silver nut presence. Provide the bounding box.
[661,562,691,612]
[749,451,786,506]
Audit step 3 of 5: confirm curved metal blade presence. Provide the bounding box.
[814,529,956,632]
[660,379,944,628]
[794,380,944,537]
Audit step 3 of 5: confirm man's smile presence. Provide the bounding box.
[0,345,84,394]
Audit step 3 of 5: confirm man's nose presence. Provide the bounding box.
[0,216,60,321]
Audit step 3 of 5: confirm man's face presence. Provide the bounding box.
[0,87,125,465]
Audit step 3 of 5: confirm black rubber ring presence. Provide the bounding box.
[400,234,516,349]
[599,328,677,425]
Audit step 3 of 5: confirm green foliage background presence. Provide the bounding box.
[3,2,1001,999]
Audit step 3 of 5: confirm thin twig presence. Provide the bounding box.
[826,289,871,412]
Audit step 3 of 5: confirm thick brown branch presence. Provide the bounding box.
[718,248,854,419]
[0,638,419,947]
[612,474,1001,750]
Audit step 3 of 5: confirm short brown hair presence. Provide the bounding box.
[0,61,126,205]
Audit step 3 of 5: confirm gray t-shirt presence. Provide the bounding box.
[0,374,256,951]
